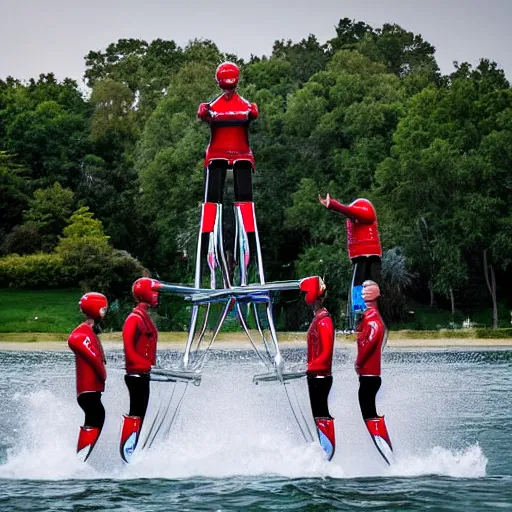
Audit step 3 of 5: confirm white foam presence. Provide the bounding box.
[0,361,489,481]
[0,390,98,480]
[389,444,487,478]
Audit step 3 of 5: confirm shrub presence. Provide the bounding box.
[475,328,512,339]
[0,253,68,288]
[0,206,148,303]
[1,225,42,255]
[56,206,148,299]
[103,250,149,298]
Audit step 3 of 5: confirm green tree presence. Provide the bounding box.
[271,34,329,83]
[380,247,414,323]
[359,23,439,79]
[6,100,88,189]
[79,76,141,253]
[135,61,216,276]
[57,206,110,249]
[85,39,153,92]
[23,182,75,251]
[56,206,145,297]
[89,79,137,139]
[1,225,41,255]
[376,60,512,327]
[84,38,228,120]
[0,152,29,248]
[327,18,374,52]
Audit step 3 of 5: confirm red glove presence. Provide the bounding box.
[197,103,211,120]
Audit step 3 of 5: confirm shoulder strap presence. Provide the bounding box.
[316,308,331,321]
[132,308,153,335]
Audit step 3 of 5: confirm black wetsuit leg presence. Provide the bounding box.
[124,374,151,420]
[347,255,382,331]
[77,392,105,429]
[199,160,229,281]
[233,160,253,202]
[352,255,382,286]
[358,376,382,420]
[307,375,333,419]
[204,160,228,203]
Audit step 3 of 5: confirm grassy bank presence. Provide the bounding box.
[0,289,83,333]
[1,288,511,338]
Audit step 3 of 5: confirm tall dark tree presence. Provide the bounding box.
[0,152,29,249]
[271,34,330,83]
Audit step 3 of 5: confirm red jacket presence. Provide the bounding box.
[327,198,382,259]
[68,322,106,396]
[198,92,258,167]
[123,304,158,374]
[307,308,335,376]
[355,307,387,376]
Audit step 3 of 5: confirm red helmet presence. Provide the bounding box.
[216,62,239,89]
[132,278,161,307]
[299,276,326,306]
[79,292,108,320]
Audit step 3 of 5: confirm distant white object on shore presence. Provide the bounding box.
[462,318,475,329]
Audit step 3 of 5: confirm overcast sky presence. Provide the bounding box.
[1,0,511,86]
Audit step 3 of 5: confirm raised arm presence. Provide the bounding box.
[319,194,376,224]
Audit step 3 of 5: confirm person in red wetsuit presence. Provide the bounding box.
[119,277,160,462]
[300,276,336,460]
[318,193,382,331]
[197,61,258,201]
[355,280,387,419]
[355,280,393,461]
[196,62,259,286]
[68,292,108,461]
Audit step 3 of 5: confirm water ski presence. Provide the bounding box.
[365,416,394,465]
[76,426,101,463]
[120,415,142,463]
[314,417,336,461]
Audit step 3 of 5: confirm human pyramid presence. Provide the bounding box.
[68,62,393,466]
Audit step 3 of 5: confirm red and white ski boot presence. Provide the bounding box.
[120,415,142,463]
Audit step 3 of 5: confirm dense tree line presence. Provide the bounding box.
[1,18,510,329]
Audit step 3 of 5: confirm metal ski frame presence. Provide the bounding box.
[150,179,316,443]
[158,205,302,378]
[171,198,291,375]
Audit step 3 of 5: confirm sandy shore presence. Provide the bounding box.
[0,331,511,351]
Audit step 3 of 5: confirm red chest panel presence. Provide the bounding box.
[68,323,106,396]
[347,219,382,258]
[327,198,382,259]
[307,308,334,376]
[346,199,382,259]
[124,306,158,374]
[200,93,257,167]
[355,308,386,376]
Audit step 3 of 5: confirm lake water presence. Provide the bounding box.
[0,346,510,511]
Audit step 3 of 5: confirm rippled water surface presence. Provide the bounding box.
[0,347,511,511]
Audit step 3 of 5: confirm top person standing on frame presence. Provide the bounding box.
[197,61,258,205]
[196,62,259,285]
